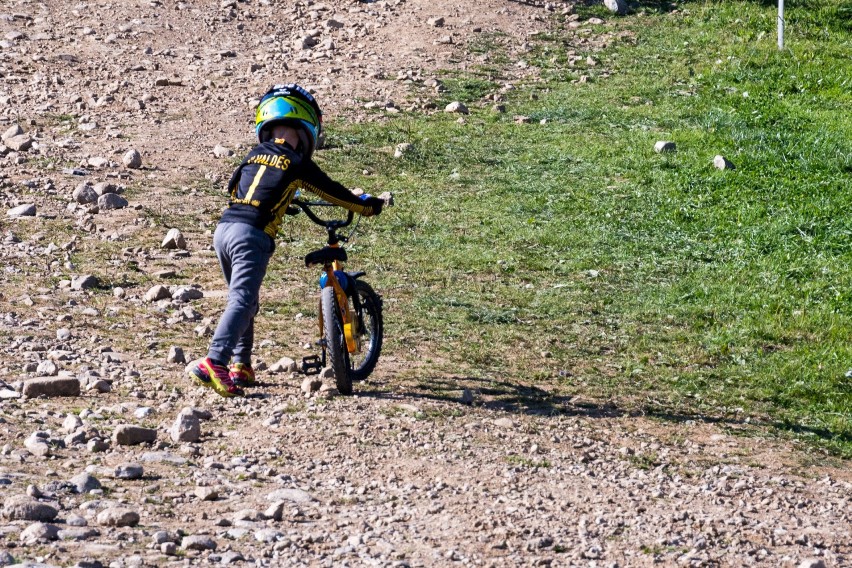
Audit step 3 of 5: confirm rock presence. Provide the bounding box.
[72,183,98,204]
[264,501,285,521]
[427,16,445,27]
[161,228,187,249]
[66,513,87,526]
[112,425,157,446]
[71,274,99,290]
[269,356,297,374]
[24,434,51,457]
[20,522,59,543]
[7,204,36,217]
[88,156,110,168]
[171,286,203,301]
[63,414,83,432]
[394,143,413,158]
[69,473,101,494]
[57,527,99,541]
[35,360,58,376]
[181,535,217,551]
[196,487,218,501]
[493,417,515,429]
[266,488,315,503]
[5,134,32,152]
[213,144,233,158]
[254,528,284,543]
[444,101,469,114]
[139,451,186,465]
[2,124,23,141]
[461,388,475,405]
[220,551,245,564]
[301,377,322,394]
[92,182,116,196]
[318,384,339,399]
[96,507,140,527]
[97,193,128,210]
[713,155,735,170]
[113,464,144,480]
[604,0,627,15]
[2,496,58,521]
[22,376,81,398]
[122,149,142,169]
[169,411,201,443]
[654,141,676,153]
[87,438,109,453]
[799,561,826,568]
[167,346,186,364]
[144,285,171,302]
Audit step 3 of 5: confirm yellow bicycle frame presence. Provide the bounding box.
[318,245,359,354]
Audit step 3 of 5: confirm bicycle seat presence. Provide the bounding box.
[305,247,348,267]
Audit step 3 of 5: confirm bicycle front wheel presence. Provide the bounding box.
[349,279,383,381]
[321,286,353,395]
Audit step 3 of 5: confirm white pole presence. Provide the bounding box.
[778,0,785,50]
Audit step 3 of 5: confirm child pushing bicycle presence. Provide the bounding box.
[188,83,385,398]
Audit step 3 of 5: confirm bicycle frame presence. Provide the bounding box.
[320,254,359,354]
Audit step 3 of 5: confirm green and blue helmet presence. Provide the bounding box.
[255,83,323,158]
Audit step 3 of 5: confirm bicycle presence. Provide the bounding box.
[291,197,384,395]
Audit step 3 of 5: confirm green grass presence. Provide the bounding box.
[268,0,852,456]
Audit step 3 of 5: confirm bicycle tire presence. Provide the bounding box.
[321,286,353,395]
[349,279,383,381]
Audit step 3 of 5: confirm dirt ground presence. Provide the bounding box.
[0,1,849,567]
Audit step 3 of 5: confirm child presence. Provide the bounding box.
[188,83,385,397]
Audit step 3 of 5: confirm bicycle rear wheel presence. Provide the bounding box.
[321,286,352,395]
[349,279,383,381]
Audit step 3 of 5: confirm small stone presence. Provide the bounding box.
[5,134,32,152]
[113,425,157,446]
[87,438,109,453]
[69,472,101,494]
[96,507,140,527]
[713,155,735,170]
[20,522,59,543]
[161,228,187,249]
[36,360,58,376]
[169,411,201,443]
[22,376,81,398]
[73,183,98,204]
[2,495,58,521]
[269,356,297,374]
[167,346,186,364]
[798,560,826,568]
[7,204,36,217]
[63,414,83,432]
[181,535,217,551]
[196,487,218,501]
[604,0,627,15]
[427,16,445,27]
[444,101,469,114]
[122,148,142,169]
[394,143,413,158]
[93,182,116,196]
[301,377,322,394]
[161,542,177,555]
[114,464,144,480]
[654,141,676,153]
[213,144,234,158]
[461,388,474,405]
[144,285,171,302]
[71,274,99,290]
[97,193,128,210]
[2,124,23,141]
[318,383,339,399]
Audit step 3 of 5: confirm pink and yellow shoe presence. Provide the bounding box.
[229,362,255,388]
[187,358,244,398]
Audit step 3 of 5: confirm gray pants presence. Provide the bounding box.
[207,222,274,365]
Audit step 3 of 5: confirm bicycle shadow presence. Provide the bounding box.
[358,375,851,447]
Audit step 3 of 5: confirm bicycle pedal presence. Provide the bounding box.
[301,355,322,375]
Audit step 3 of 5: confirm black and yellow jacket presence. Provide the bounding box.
[220,139,378,238]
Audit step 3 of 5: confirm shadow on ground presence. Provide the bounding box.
[359,375,850,448]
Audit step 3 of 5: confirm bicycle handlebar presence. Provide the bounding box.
[292,198,354,231]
